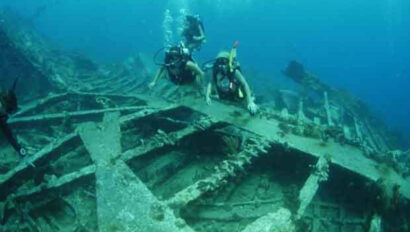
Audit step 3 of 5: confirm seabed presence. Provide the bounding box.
[0,11,409,232]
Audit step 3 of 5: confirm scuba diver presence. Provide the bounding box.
[149,43,204,93]
[181,14,206,52]
[0,78,26,156]
[205,42,258,114]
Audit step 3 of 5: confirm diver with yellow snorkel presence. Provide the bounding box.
[205,42,258,114]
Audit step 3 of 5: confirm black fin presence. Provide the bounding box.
[10,77,19,92]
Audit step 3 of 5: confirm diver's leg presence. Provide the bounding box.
[0,120,22,155]
[186,61,205,96]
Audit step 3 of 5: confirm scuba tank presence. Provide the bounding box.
[153,42,191,79]
[229,41,239,73]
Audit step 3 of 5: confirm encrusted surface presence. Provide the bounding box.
[1,11,409,232]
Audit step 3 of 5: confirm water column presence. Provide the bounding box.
[384,0,402,55]
[163,9,174,47]
[163,0,191,47]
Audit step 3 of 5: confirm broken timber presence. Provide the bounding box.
[8,106,155,125]
[7,92,410,202]
[12,165,96,200]
[0,133,80,199]
[296,155,330,219]
[121,122,218,162]
[2,109,216,205]
[78,112,195,232]
[323,91,333,127]
[0,105,186,200]
[167,138,271,209]
[13,92,149,118]
[176,96,410,200]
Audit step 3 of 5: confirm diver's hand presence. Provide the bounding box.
[247,102,258,115]
[206,96,212,105]
[148,81,156,89]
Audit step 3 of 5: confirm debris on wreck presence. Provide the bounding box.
[0,12,409,232]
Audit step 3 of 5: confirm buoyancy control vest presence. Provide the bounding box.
[164,46,196,85]
[212,57,245,101]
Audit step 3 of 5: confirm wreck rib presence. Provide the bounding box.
[0,133,80,200]
[167,138,271,209]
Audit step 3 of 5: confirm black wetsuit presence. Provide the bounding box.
[164,49,196,85]
[212,58,245,102]
[0,96,22,155]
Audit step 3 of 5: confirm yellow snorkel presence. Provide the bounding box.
[238,86,244,98]
[228,41,244,98]
[229,41,239,73]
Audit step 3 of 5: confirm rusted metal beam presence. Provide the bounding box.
[12,165,96,200]
[121,123,217,162]
[9,106,154,125]
[0,133,80,200]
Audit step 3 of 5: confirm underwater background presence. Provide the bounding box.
[1,0,409,147]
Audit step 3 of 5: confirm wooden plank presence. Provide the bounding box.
[121,123,216,162]
[9,106,153,125]
[14,92,148,118]
[0,133,79,199]
[78,112,195,232]
[176,97,410,200]
[12,165,96,199]
[167,138,270,208]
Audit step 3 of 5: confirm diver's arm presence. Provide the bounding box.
[186,61,205,95]
[149,66,165,89]
[235,71,253,104]
[193,25,206,41]
[206,72,218,105]
[235,70,258,114]
[206,81,213,105]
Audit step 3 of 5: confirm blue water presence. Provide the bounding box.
[1,0,410,146]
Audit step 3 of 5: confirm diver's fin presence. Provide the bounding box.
[10,77,19,92]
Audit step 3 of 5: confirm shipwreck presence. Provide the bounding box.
[0,11,409,232]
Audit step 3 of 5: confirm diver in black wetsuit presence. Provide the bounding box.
[149,43,204,93]
[0,79,26,156]
[181,14,206,52]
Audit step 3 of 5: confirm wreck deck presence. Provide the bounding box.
[177,96,410,199]
[1,11,409,231]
